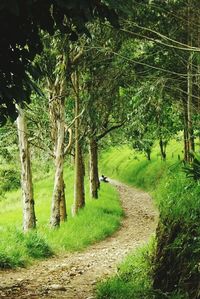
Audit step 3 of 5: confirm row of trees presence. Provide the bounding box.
[2,0,200,231]
[10,22,126,231]
[1,1,200,297]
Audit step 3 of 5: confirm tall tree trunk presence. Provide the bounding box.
[183,97,190,162]
[89,137,100,199]
[16,105,36,232]
[50,99,66,227]
[60,174,67,222]
[187,0,195,160]
[72,70,85,216]
[187,53,195,158]
[73,136,85,215]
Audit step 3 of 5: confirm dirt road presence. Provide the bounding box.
[0,180,157,299]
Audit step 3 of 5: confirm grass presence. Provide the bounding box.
[100,140,183,191]
[96,240,156,299]
[0,163,123,268]
[96,141,199,299]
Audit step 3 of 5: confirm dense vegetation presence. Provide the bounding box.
[97,143,200,298]
[1,1,200,298]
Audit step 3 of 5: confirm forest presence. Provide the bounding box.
[0,1,200,298]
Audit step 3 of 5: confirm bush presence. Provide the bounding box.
[24,231,53,259]
[0,229,53,269]
[0,166,20,193]
[0,252,19,269]
[0,251,27,269]
[153,172,200,299]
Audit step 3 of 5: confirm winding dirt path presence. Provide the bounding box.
[0,180,158,299]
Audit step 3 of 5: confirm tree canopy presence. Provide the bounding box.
[0,0,118,124]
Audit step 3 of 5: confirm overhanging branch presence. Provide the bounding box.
[96,120,126,141]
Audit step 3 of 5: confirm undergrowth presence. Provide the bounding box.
[0,230,52,268]
[97,142,199,299]
[96,241,155,299]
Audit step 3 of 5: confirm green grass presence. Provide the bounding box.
[0,164,123,268]
[100,140,183,191]
[96,241,156,299]
[97,141,199,299]
[96,240,186,299]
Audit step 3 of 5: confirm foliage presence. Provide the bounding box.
[23,231,53,259]
[0,0,118,123]
[98,143,199,298]
[100,142,182,190]
[0,165,20,196]
[0,127,20,197]
[0,229,52,269]
[152,172,200,298]
[96,241,182,299]
[183,154,200,181]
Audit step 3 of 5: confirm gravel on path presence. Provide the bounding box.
[0,179,158,299]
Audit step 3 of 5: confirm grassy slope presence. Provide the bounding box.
[100,140,182,191]
[0,164,123,269]
[97,142,200,299]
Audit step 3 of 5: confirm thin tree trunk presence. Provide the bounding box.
[60,174,67,222]
[187,0,195,160]
[72,70,85,216]
[16,105,36,232]
[187,53,195,157]
[89,137,100,199]
[146,149,151,161]
[159,138,166,160]
[73,137,85,215]
[183,97,190,162]
[50,99,66,228]
[198,15,200,153]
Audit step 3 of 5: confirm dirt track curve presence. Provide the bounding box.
[0,179,158,299]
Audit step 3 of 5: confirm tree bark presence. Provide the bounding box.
[60,174,67,222]
[72,136,85,215]
[187,0,195,160]
[187,53,195,158]
[159,138,167,160]
[146,149,151,161]
[16,105,36,232]
[183,97,190,162]
[50,99,66,227]
[72,70,85,216]
[89,137,100,199]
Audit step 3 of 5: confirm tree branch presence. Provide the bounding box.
[71,49,84,65]
[64,128,73,156]
[68,108,85,129]
[28,140,54,158]
[96,121,126,141]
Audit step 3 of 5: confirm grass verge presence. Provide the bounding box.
[96,142,199,299]
[0,165,123,269]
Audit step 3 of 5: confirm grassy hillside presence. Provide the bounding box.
[97,142,200,299]
[100,140,182,190]
[0,164,123,269]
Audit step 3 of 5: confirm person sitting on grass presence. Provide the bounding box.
[99,174,109,182]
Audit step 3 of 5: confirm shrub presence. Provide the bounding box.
[24,231,53,259]
[0,166,20,193]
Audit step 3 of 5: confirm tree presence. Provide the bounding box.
[0,0,118,124]
[81,21,126,198]
[71,69,85,215]
[16,105,36,231]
